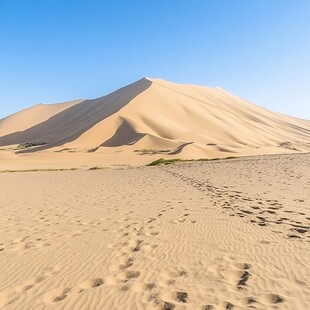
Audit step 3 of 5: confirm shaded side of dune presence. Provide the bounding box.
[101,119,145,147]
[0,78,152,152]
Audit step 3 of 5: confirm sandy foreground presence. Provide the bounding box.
[0,153,309,310]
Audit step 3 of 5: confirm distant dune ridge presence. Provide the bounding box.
[0,78,309,168]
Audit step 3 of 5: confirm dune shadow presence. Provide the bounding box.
[0,78,152,152]
[101,119,145,147]
[169,142,193,155]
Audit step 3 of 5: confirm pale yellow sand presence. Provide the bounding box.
[0,100,83,137]
[0,153,309,309]
[0,78,309,170]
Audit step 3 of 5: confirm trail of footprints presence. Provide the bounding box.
[0,236,286,309]
[43,231,146,303]
[44,277,105,303]
[0,266,61,308]
[1,209,287,308]
[42,214,160,305]
[137,269,190,309]
[42,208,197,308]
[201,258,285,309]
[0,168,294,309]
[165,168,310,241]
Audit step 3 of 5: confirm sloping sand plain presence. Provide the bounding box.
[0,153,309,309]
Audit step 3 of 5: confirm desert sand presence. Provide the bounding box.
[0,78,310,170]
[0,78,309,309]
[0,153,309,309]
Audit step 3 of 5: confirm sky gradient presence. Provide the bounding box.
[0,0,309,119]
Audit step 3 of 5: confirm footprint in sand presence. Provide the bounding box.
[161,290,189,307]
[225,262,252,290]
[0,266,61,307]
[260,293,285,305]
[44,278,105,303]
[51,288,71,303]
[78,278,104,291]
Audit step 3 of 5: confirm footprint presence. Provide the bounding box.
[126,271,140,280]
[120,258,134,270]
[44,287,71,303]
[288,234,301,239]
[117,270,140,282]
[246,297,257,304]
[266,294,285,304]
[225,302,234,309]
[145,283,156,291]
[237,270,250,288]
[228,263,251,289]
[132,282,156,292]
[175,291,188,303]
[163,302,175,309]
[257,293,287,306]
[79,278,104,290]
[53,288,71,302]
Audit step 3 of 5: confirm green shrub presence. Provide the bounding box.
[147,158,182,166]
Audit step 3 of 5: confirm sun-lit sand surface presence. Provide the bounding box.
[0,153,309,309]
[0,78,309,309]
[0,78,310,171]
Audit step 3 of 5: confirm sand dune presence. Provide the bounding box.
[0,100,83,137]
[0,78,309,169]
[1,79,309,309]
[0,79,152,151]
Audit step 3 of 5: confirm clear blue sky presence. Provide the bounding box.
[1,0,309,119]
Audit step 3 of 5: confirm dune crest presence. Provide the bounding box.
[0,78,309,168]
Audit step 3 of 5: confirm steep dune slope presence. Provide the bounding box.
[65,78,310,152]
[0,78,309,165]
[0,99,83,137]
[0,78,152,151]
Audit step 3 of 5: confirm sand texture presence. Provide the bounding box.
[0,78,310,170]
[0,153,309,309]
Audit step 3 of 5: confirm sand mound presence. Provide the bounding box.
[0,100,83,137]
[0,78,309,168]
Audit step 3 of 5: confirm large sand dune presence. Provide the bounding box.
[1,79,309,309]
[0,78,309,169]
